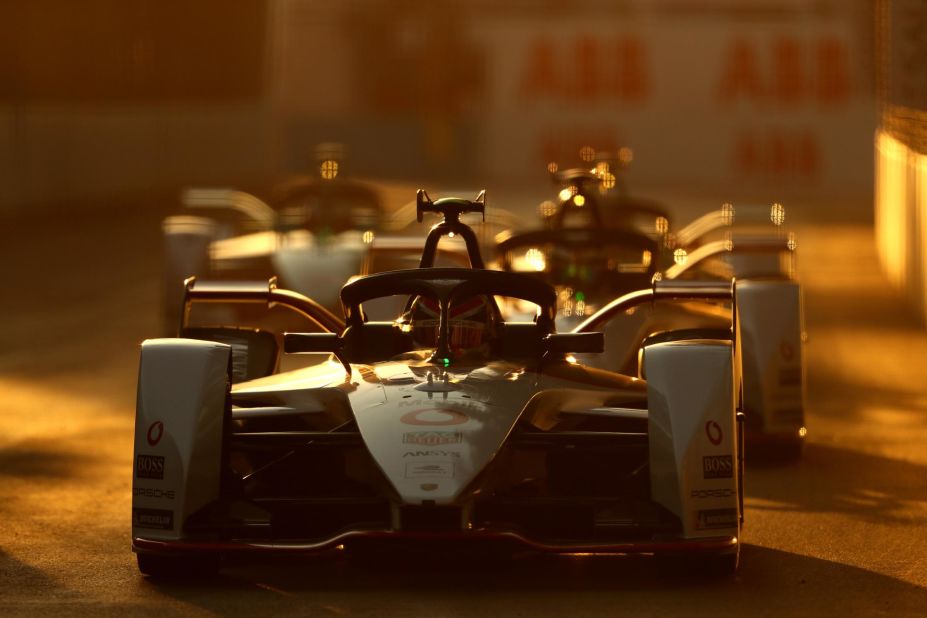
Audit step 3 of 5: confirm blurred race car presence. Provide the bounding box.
[495,169,806,457]
[657,203,806,458]
[132,192,744,578]
[161,147,385,329]
[494,166,667,319]
[162,159,513,333]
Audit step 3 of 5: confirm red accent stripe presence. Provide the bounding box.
[133,530,737,556]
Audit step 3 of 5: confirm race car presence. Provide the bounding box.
[658,203,806,458]
[132,192,744,578]
[494,167,667,319]
[161,147,385,329]
[161,158,513,332]
[496,167,806,458]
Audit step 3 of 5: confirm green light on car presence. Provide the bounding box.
[442,357,451,367]
[575,291,585,302]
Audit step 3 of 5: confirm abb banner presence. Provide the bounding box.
[473,16,874,199]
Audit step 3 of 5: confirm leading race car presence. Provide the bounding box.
[132,193,744,578]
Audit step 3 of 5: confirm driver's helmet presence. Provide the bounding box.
[407,295,495,354]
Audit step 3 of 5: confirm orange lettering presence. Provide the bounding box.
[817,38,850,103]
[773,36,804,103]
[617,38,648,100]
[718,39,764,102]
[575,36,599,101]
[521,40,559,100]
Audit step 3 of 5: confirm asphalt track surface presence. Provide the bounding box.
[1,199,926,616]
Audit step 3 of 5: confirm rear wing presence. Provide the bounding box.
[665,235,796,280]
[573,279,734,334]
[179,276,345,335]
[674,203,786,248]
[181,188,276,229]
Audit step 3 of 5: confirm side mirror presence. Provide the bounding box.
[543,332,604,355]
[284,332,343,354]
[183,326,278,383]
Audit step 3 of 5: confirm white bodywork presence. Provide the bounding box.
[737,279,805,433]
[132,339,230,540]
[133,336,739,542]
[645,340,739,538]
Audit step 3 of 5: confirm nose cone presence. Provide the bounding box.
[352,367,534,505]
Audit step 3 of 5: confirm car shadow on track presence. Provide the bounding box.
[136,544,927,616]
[746,443,927,526]
[0,441,90,481]
[0,548,79,606]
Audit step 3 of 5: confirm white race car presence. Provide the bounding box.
[132,193,744,578]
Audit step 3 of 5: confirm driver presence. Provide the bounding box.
[405,294,496,358]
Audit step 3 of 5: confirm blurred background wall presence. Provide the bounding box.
[0,0,877,214]
[874,0,927,322]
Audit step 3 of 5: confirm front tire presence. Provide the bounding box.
[656,547,740,577]
[137,552,221,579]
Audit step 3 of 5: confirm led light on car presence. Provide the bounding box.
[547,161,558,173]
[721,202,735,225]
[538,200,557,218]
[524,248,546,271]
[673,248,688,265]
[573,195,586,207]
[601,172,616,189]
[770,202,785,226]
[362,230,375,244]
[787,232,797,251]
[655,216,669,234]
[320,159,339,180]
[618,147,633,164]
[579,145,596,162]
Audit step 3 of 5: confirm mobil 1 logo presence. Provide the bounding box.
[702,455,733,479]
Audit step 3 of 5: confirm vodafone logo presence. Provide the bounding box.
[400,409,469,426]
[705,420,723,446]
[147,421,164,446]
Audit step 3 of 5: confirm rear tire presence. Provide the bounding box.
[137,552,221,579]
[656,548,740,577]
[747,434,805,464]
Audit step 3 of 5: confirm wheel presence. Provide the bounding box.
[746,434,805,465]
[136,552,221,579]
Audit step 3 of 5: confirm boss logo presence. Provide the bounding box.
[136,455,165,480]
[403,431,463,446]
[702,455,733,479]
